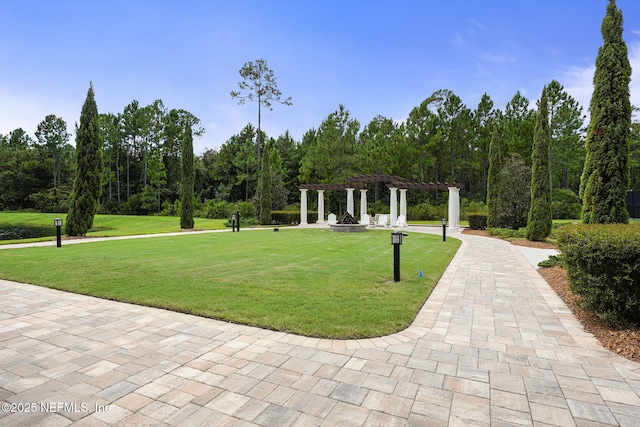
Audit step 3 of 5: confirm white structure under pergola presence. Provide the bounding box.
[299,174,462,229]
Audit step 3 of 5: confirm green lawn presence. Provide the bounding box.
[0,212,227,244]
[0,228,460,339]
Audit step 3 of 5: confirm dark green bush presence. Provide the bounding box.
[407,203,436,220]
[467,213,488,230]
[224,217,259,228]
[271,210,317,224]
[486,227,527,239]
[538,254,562,268]
[461,199,486,221]
[557,223,640,325]
[0,224,57,240]
[551,188,582,219]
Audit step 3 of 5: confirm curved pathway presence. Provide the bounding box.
[1,227,639,426]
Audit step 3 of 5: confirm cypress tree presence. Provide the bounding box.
[526,86,553,241]
[180,122,195,229]
[259,142,272,225]
[66,83,103,236]
[580,0,631,224]
[486,127,502,228]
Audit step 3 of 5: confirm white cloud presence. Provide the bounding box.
[479,52,517,64]
[560,64,595,112]
[559,38,640,114]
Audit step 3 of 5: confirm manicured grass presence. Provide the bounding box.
[0,228,460,338]
[0,212,227,244]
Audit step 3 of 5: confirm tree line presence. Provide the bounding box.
[2,83,639,220]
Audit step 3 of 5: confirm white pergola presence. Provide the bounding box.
[299,175,462,229]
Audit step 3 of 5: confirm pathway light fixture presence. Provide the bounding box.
[391,231,407,282]
[54,218,63,247]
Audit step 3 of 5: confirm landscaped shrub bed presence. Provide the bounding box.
[271,210,318,224]
[467,213,487,230]
[557,223,640,325]
[0,224,56,240]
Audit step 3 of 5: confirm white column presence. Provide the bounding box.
[346,188,355,216]
[300,189,308,226]
[359,189,368,222]
[448,186,460,230]
[389,187,398,226]
[316,190,325,224]
[399,189,407,225]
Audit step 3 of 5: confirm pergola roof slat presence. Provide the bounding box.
[300,174,462,191]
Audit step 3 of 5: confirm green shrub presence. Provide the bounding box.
[461,199,486,221]
[486,227,527,239]
[408,202,436,220]
[467,213,488,230]
[538,254,562,268]
[552,188,581,219]
[370,200,389,217]
[557,223,640,325]
[271,210,318,224]
[224,217,259,228]
[197,200,256,220]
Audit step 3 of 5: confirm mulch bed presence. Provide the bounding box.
[462,228,640,363]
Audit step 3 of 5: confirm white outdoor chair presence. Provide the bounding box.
[361,213,372,228]
[327,213,337,225]
[376,214,388,228]
[396,214,407,229]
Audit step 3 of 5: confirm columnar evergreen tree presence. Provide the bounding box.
[580,0,631,224]
[526,86,553,241]
[258,141,272,224]
[180,122,195,229]
[66,83,103,236]
[486,127,502,228]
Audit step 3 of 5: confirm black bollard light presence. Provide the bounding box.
[236,210,241,232]
[391,231,407,282]
[442,218,447,242]
[232,215,236,232]
[54,218,63,248]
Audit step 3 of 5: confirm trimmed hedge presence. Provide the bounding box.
[556,223,640,325]
[467,213,488,230]
[271,211,318,225]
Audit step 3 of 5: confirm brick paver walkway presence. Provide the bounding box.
[1,228,640,426]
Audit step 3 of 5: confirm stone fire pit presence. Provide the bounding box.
[329,212,368,232]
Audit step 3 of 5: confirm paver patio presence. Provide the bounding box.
[1,227,639,426]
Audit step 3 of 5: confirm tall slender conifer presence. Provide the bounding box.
[66,83,103,236]
[526,86,552,241]
[180,123,195,229]
[581,0,631,224]
[486,127,502,228]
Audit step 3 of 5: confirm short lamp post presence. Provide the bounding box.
[391,231,408,282]
[442,218,447,242]
[54,218,63,248]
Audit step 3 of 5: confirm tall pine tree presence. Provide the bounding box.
[486,127,502,228]
[180,122,195,229]
[66,83,103,236]
[580,0,631,224]
[526,86,552,241]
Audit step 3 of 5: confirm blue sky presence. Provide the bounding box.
[2,0,640,154]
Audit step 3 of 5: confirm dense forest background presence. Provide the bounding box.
[2,81,639,221]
